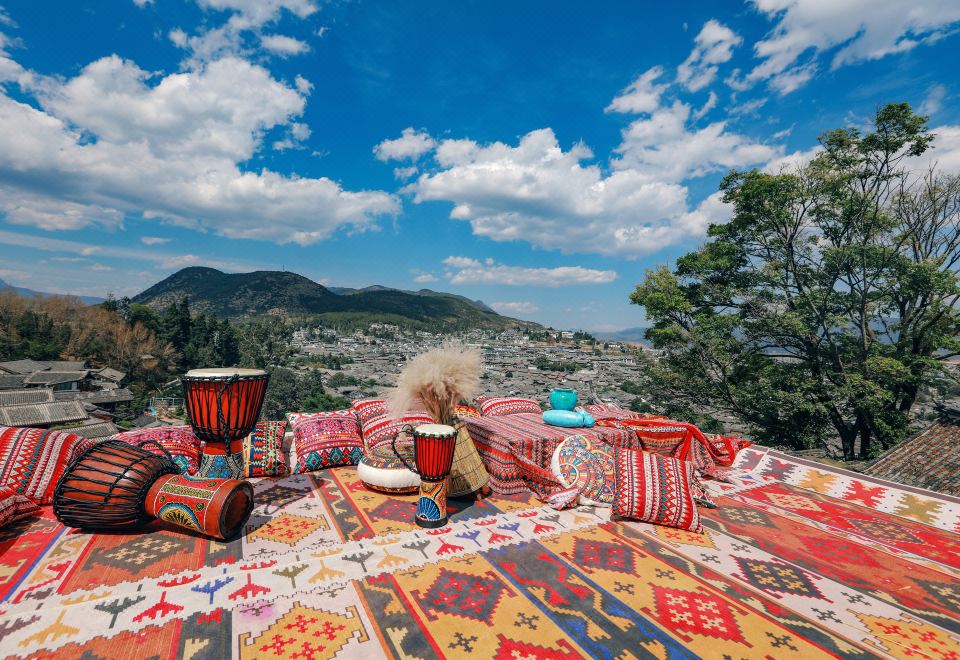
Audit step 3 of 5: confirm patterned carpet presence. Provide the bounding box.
[1,447,959,659]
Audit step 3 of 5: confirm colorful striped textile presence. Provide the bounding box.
[1,449,959,658]
[464,412,636,508]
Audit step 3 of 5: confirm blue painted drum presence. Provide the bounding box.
[393,423,458,528]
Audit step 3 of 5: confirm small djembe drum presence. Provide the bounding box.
[53,440,254,539]
[393,423,458,528]
[181,368,269,479]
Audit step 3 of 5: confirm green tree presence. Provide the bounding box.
[631,104,960,459]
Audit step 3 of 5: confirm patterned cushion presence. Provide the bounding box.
[582,403,645,421]
[613,445,702,533]
[632,424,689,456]
[362,412,434,450]
[0,484,41,527]
[0,426,88,504]
[290,411,364,473]
[357,440,420,494]
[478,397,541,417]
[351,398,386,424]
[113,426,202,475]
[550,435,615,507]
[241,421,289,477]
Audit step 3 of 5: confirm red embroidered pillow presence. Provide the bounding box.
[478,397,541,416]
[0,426,88,504]
[241,421,289,477]
[113,426,202,475]
[582,403,646,421]
[351,398,386,424]
[361,411,434,450]
[290,410,364,472]
[0,484,41,527]
[613,445,702,533]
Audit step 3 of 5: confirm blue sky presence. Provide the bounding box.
[1,1,959,331]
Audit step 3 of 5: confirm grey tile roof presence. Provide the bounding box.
[54,388,134,405]
[863,411,960,496]
[59,420,119,439]
[43,360,88,371]
[0,401,88,426]
[0,388,55,406]
[23,371,90,385]
[0,359,49,375]
[0,374,26,390]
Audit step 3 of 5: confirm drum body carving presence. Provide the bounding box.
[181,368,269,479]
[53,440,253,540]
[393,423,458,528]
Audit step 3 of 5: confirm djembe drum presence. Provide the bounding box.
[392,423,458,528]
[181,368,269,479]
[53,440,254,540]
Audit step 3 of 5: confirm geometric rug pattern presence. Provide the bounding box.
[0,447,958,658]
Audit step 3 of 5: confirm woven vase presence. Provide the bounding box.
[447,423,489,497]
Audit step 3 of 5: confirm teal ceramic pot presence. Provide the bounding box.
[549,388,578,411]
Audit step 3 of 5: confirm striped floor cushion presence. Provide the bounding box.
[613,445,702,533]
[241,421,289,477]
[0,426,89,504]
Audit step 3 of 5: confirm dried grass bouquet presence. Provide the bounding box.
[386,342,482,425]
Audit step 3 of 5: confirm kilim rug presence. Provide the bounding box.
[1,447,959,658]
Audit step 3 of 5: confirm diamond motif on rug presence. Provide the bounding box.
[238,602,368,660]
[718,506,775,528]
[89,535,192,572]
[646,584,749,645]
[847,518,924,545]
[763,492,825,512]
[248,513,327,546]
[572,538,636,574]
[257,484,309,510]
[418,569,511,624]
[367,499,417,523]
[734,557,824,599]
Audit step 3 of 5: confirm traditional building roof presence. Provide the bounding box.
[0,388,55,407]
[54,388,134,405]
[0,359,49,375]
[93,367,126,383]
[863,408,960,496]
[23,370,90,385]
[43,360,88,371]
[0,400,88,426]
[59,420,119,439]
[0,374,26,390]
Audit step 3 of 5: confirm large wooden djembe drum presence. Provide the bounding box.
[393,423,458,528]
[53,440,254,540]
[181,368,269,479]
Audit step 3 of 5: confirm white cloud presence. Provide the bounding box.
[408,105,777,256]
[393,166,419,180]
[746,0,960,94]
[163,0,317,65]
[0,55,399,244]
[141,236,171,245]
[613,101,781,182]
[908,125,960,174]
[762,145,823,173]
[692,91,718,121]
[89,263,113,271]
[489,301,539,315]
[0,229,260,272]
[677,20,742,92]
[374,128,436,162]
[413,273,438,283]
[442,256,616,286]
[260,34,309,56]
[606,67,668,114]
[921,84,947,116]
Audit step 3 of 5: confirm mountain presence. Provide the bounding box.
[593,327,651,345]
[0,278,105,305]
[330,284,496,313]
[131,267,538,331]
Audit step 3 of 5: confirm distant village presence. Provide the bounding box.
[0,359,142,439]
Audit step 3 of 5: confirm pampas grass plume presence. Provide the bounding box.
[387,342,482,425]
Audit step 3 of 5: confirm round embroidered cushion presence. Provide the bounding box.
[357,440,420,494]
[550,435,615,507]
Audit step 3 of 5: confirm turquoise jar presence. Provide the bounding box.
[549,388,578,411]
